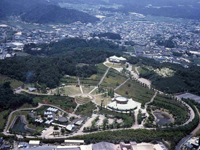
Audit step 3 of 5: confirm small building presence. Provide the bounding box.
[64,140,84,146]
[66,124,75,132]
[109,55,127,64]
[28,87,36,92]
[29,140,40,147]
[47,107,58,113]
[35,119,43,123]
[58,117,68,123]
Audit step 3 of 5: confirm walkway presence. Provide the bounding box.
[98,66,111,86]
[114,78,130,91]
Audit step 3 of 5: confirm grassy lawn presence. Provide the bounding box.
[105,62,125,68]
[101,68,127,89]
[51,86,81,96]
[60,76,78,85]
[0,74,23,89]
[81,63,108,86]
[0,110,11,131]
[95,94,112,106]
[116,80,154,103]
[82,86,96,94]
[76,102,96,116]
[75,96,92,105]
[27,94,77,113]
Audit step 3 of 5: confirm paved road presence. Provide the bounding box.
[176,106,200,150]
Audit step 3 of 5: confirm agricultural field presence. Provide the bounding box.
[101,68,127,89]
[0,74,23,89]
[116,80,154,104]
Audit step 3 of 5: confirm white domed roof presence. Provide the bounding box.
[116,96,128,102]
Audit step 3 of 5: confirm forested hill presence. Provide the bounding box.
[21,5,99,24]
[24,38,123,56]
[128,57,200,95]
[0,0,99,24]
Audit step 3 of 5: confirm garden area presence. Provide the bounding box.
[116,80,154,104]
[101,68,127,89]
[80,63,108,86]
[150,94,189,126]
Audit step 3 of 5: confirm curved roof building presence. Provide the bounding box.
[107,96,138,111]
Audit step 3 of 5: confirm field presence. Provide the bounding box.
[75,95,92,105]
[101,68,127,89]
[51,86,81,96]
[82,86,96,94]
[116,80,154,103]
[80,64,108,86]
[0,74,23,89]
[95,94,112,106]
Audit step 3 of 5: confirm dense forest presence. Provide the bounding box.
[0,56,97,88]
[24,38,123,56]
[0,82,34,111]
[128,56,200,95]
[0,38,123,88]
[0,0,99,24]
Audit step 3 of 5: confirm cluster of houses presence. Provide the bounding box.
[29,107,61,125]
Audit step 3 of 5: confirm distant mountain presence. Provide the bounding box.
[0,0,99,24]
[21,5,99,24]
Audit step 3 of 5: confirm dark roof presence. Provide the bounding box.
[29,112,37,119]
[92,142,116,150]
[58,117,68,123]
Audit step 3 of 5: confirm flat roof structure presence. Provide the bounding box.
[107,97,139,111]
[29,140,40,145]
[64,140,84,144]
[92,142,116,150]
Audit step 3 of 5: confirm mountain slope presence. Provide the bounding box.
[21,5,99,24]
[0,0,99,24]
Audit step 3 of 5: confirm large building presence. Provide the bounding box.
[107,96,139,111]
[109,55,127,64]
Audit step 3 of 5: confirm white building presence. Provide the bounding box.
[29,140,40,147]
[109,55,127,63]
[107,96,139,111]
